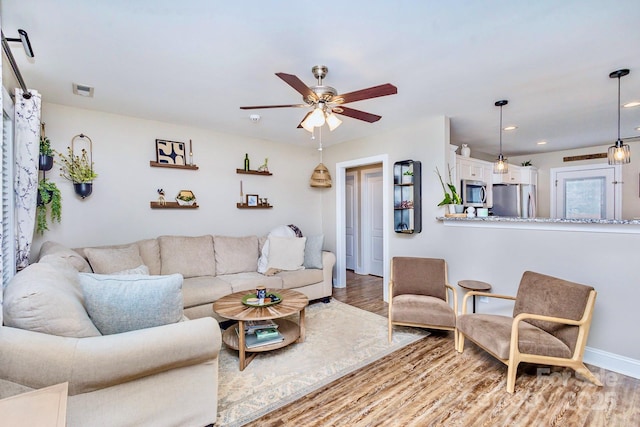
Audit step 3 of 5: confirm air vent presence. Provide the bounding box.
[72,83,94,97]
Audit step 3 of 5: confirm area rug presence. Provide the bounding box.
[215,299,428,426]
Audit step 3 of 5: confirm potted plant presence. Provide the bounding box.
[435,165,463,213]
[402,169,414,184]
[39,134,54,171]
[36,178,62,234]
[56,146,98,198]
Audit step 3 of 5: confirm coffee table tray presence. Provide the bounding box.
[242,292,283,307]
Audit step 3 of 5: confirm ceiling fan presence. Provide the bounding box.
[240,65,397,131]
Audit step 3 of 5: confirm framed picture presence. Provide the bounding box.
[246,194,259,207]
[156,139,186,165]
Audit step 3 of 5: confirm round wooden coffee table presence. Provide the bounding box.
[213,289,309,371]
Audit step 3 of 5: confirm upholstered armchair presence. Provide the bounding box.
[457,271,602,393]
[387,257,457,347]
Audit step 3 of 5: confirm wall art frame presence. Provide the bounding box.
[246,194,259,207]
[156,139,186,166]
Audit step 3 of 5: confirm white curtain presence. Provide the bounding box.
[14,89,41,269]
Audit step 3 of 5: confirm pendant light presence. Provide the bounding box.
[493,100,509,174]
[310,127,332,188]
[607,69,631,165]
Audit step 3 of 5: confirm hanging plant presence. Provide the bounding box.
[39,133,54,171]
[36,178,62,234]
[56,146,98,183]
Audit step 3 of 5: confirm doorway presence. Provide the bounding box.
[550,163,622,219]
[335,154,390,301]
[345,165,383,277]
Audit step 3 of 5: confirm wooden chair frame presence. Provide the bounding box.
[387,260,458,349]
[457,289,602,393]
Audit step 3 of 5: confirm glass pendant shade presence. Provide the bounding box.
[310,162,332,188]
[494,154,508,174]
[308,107,326,127]
[301,115,315,132]
[608,140,631,165]
[325,112,342,131]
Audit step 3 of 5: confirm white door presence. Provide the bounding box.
[551,164,621,219]
[363,170,383,277]
[345,172,357,271]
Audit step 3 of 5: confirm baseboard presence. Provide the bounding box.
[584,346,640,379]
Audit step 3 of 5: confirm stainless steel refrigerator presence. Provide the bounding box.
[491,184,537,217]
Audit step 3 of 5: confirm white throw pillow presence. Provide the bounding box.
[257,225,298,273]
[265,236,307,272]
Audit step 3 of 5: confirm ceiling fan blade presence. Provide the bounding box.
[240,104,308,110]
[296,111,313,128]
[336,83,397,104]
[276,72,317,101]
[334,106,382,123]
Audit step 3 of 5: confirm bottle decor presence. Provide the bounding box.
[244,153,250,171]
[461,144,471,157]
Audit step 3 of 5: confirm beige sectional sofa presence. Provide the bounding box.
[52,233,336,320]
[1,233,335,426]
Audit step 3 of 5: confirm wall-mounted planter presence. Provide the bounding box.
[39,154,54,171]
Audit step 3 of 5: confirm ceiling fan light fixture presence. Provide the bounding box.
[326,112,342,131]
[308,107,326,127]
[494,100,509,174]
[301,115,315,132]
[608,69,631,165]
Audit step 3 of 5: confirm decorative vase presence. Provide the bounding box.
[448,205,457,214]
[454,204,465,213]
[461,144,471,158]
[39,154,54,171]
[74,182,93,199]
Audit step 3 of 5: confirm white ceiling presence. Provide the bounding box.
[2,0,640,157]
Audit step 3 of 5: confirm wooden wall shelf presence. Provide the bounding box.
[150,161,199,170]
[236,203,273,209]
[236,169,272,176]
[150,201,199,209]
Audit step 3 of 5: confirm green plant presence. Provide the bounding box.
[403,169,413,176]
[36,178,62,234]
[177,194,195,202]
[521,160,532,166]
[56,146,98,183]
[435,165,462,206]
[39,134,54,156]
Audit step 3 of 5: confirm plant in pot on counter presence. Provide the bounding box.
[56,147,98,199]
[435,165,462,212]
[36,177,62,234]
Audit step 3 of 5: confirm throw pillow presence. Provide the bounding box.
[303,235,324,269]
[79,273,184,335]
[257,225,299,274]
[265,236,307,271]
[3,258,101,337]
[84,245,144,274]
[37,241,92,272]
[214,235,259,275]
[159,235,216,278]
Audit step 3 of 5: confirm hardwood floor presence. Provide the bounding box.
[245,271,639,426]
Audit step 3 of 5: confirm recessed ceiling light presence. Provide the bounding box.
[249,114,261,122]
[536,141,548,145]
[72,83,94,97]
[636,126,640,131]
[623,101,640,108]
[503,125,518,131]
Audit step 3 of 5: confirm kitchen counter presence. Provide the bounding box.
[437,216,640,234]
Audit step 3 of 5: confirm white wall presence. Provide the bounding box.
[322,116,640,363]
[510,140,640,219]
[33,103,324,258]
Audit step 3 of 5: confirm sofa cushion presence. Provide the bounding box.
[113,264,150,275]
[38,241,92,272]
[3,256,101,337]
[217,272,283,293]
[303,235,324,269]
[159,235,216,278]
[135,238,162,275]
[214,235,259,275]
[84,245,144,274]
[79,273,184,335]
[276,268,324,289]
[266,236,306,271]
[182,276,233,308]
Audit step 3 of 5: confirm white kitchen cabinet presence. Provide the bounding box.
[456,156,493,182]
[519,166,538,185]
[493,165,538,185]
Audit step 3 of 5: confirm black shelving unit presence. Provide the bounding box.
[393,160,421,234]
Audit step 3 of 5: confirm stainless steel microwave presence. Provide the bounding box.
[461,179,487,207]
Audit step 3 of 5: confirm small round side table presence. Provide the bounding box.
[458,280,492,313]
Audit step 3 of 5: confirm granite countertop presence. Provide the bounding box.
[438,216,640,225]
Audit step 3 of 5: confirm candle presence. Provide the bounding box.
[189,139,193,155]
[240,180,243,196]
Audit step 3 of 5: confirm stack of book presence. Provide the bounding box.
[237,320,285,349]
